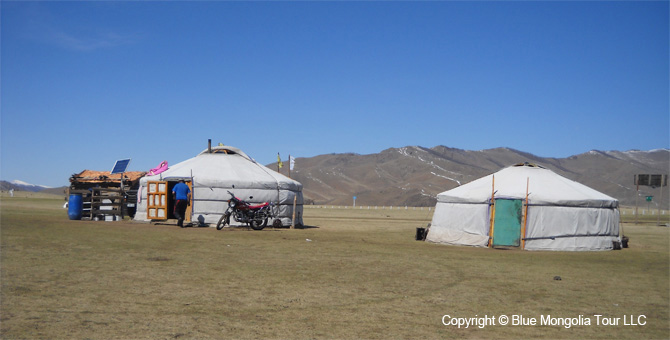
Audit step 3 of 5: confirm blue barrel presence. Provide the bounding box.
[68,194,83,220]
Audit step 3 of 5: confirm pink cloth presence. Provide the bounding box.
[148,161,168,176]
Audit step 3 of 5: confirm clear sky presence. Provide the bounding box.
[1,1,668,187]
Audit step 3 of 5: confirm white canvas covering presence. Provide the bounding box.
[427,163,620,251]
[134,146,303,227]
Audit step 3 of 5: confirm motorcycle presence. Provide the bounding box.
[216,191,273,230]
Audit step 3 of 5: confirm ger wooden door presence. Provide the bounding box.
[179,181,193,222]
[147,181,168,220]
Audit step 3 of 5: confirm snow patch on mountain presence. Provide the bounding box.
[430,172,461,185]
[9,179,52,189]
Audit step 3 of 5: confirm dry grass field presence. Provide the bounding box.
[1,193,668,339]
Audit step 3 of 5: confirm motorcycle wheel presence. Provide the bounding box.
[250,217,268,230]
[216,213,230,230]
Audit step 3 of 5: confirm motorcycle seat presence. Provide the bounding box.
[249,202,270,209]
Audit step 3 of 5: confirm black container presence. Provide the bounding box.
[415,227,426,241]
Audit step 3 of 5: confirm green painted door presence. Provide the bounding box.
[492,199,523,247]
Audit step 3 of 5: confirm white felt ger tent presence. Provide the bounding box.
[427,163,621,251]
[134,145,303,227]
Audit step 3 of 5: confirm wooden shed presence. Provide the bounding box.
[69,170,146,219]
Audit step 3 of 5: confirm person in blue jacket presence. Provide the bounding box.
[172,180,191,228]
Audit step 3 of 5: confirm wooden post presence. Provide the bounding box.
[635,181,639,225]
[521,177,529,250]
[120,172,125,220]
[658,176,664,226]
[488,175,496,248]
[619,207,624,244]
[291,195,297,229]
[90,188,95,220]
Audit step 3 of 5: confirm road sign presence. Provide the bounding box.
[646,196,653,202]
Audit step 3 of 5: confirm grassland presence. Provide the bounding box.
[1,194,668,339]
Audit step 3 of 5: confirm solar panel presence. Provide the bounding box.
[111,159,131,174]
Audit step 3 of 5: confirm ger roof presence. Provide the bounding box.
[142,145,301,191]
[436,163,617,208]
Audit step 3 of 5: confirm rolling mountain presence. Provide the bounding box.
[270,147,669,207]
[1,180,52,192]
[1,180,68,196]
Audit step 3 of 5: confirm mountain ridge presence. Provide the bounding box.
[271,146,669,207]
[1,180,52,192]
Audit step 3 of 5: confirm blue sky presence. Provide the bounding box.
[1,1,668,187]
